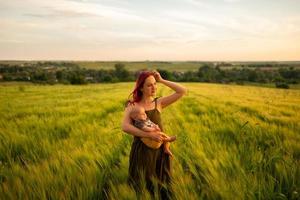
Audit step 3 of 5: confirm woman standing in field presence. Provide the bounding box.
[122,70,187,199]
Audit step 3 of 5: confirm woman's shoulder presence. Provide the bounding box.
[155,97,163,112]
[155,96,162,102]
[124,101,135,111]
[124,101,141,113]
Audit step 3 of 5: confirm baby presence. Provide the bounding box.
[130,105,176,156]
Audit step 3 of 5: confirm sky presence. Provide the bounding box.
[0,0,300,61]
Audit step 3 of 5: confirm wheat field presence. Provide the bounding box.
[0,82,299,199]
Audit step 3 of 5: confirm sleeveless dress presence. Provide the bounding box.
[128,98,172,199]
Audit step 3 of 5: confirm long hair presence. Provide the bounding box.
[126,70,155,107]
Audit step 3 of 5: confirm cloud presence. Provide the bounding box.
[1,0,300,60]
[23,9,100,19]
[223,0,240,3]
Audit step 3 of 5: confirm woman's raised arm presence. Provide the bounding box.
[153,71,187,109]
[121,105,166,142]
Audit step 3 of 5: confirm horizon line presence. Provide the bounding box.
[1,59,300,63]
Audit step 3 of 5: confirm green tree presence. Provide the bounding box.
[114,63,129,81]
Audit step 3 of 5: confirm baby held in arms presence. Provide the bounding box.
[130,105,176,156]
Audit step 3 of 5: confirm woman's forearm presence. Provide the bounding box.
[142,126,156,132]
[122,123,166,142]
[159,79,187,94]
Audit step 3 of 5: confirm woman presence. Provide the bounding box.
[122,70,187,199]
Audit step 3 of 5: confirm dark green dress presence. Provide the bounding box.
[128,98,172,199]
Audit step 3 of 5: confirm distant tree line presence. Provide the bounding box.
[1,62,300,89]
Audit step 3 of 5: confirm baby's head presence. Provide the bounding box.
[130,106,147,121]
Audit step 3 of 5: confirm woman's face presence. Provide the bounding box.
[141,75,157,98]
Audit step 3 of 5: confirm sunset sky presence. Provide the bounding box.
[0,0,299,61]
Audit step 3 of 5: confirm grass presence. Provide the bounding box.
[0,82,299,199]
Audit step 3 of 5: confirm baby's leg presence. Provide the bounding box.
[164,142,173,157]
[162,134,176,143]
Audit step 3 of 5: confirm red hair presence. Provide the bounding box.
[126,70,155,106]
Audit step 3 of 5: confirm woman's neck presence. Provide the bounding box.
[140,96,154,104]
